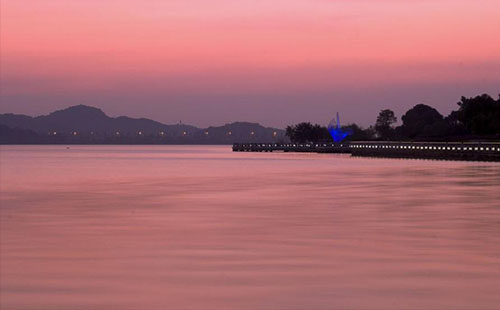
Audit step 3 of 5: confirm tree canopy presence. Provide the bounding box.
[285,122,330,143]
[398,104,444,138]
[375,109,397,140]
[455,94,500,135]
[285,92,499,143]
[395,94,500,139]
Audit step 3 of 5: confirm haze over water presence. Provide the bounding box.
[1,145,500,309]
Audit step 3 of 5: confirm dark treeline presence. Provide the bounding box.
[286,93,500,143]
[285,123,331,143]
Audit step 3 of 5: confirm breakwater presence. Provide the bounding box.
[232,142,351,153]
[233,142,500,162]
[350,141,500,162]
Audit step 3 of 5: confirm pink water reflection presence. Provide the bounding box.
[1,145,499,309]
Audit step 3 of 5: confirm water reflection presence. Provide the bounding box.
[1,145,499,309]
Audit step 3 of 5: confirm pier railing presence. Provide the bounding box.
[232,142,350,153]
[233,141,500,161]
[349,141,500,161]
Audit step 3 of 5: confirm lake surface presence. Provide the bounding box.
[1,145,499,309]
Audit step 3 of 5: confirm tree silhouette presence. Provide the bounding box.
[342,123,374,141]
[398,104,444,138]
[375,109,397,140]
[285,122,330,143]
[455,94,500,135]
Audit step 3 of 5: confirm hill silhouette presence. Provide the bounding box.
[0,105,285,144]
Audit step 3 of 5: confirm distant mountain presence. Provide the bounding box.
[0,105,196,136]
[0,125,40,144]
[0,105,286,144]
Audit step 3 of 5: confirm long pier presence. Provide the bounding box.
[233,142,351,153]
[233,142,500,162]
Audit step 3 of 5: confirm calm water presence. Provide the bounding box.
[1,145,499,309]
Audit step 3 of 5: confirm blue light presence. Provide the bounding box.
[327,112,351,142]
[328,127,349,142]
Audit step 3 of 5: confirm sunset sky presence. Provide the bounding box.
[1,0,499,127]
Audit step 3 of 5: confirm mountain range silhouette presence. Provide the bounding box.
[0,105,285,144]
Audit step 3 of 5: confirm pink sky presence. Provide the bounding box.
[1,0,499,127]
